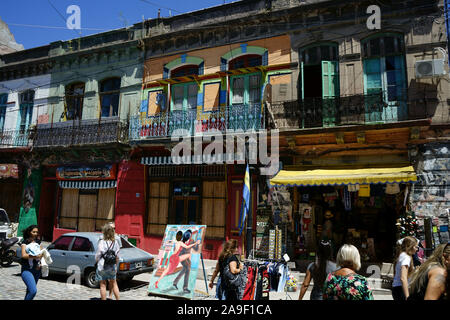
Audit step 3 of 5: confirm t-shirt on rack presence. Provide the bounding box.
[242,258,289,300]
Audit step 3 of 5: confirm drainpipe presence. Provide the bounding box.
[445,0,450,70]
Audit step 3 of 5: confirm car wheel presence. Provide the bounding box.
[84,268,99,288]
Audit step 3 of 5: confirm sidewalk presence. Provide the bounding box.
[135,258,394,300]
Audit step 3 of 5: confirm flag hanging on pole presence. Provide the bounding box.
[238,164,250,236]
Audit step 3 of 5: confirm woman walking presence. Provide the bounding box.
[408,242,450,300]
[216,239,244,300]
[95,223,120,300]
[209,240,234,300]
[298,240,337,300]
[20,225,42,300]
[391,236,418,300]
[323,244,373,300]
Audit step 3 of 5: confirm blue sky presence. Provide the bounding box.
[2,0,230,49]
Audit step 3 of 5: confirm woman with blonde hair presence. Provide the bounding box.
[323,244,373,300]
[391,236,419,300]
[95,223,120,300]
[408,242,450,300]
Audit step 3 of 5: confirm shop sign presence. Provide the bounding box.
[0,164,19,179]
[57,164,116,180]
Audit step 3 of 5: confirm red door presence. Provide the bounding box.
[227,178,256,256]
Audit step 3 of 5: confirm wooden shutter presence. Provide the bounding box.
[96,189,116,230]
[60,189,79,229]
[202,181,226,239]
[147,182,169,236]
[78,194,97,232]
[203,83,220,111]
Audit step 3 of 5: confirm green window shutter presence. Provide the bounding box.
[321,61,338,127]
[363,58,383,122]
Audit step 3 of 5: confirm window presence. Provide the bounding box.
[171,83,198,111]
[231,74,261,105]
[52,236,74,251]
[59,188,115,232]
[229,54,262,70]
[65,83,85,120]
[18,90,34,134]
[0,94,7,132]
[362,34,406,121]
[71,237,93,252]
[171,65,199,78]
[100,78,121,117]
[201,181,226,238]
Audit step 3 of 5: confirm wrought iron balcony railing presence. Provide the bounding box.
[33,117,128,148]
[269,90,428,129]
[129,103,264,140]
[0,129,32,147]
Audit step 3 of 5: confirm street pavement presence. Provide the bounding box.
[0,260,393,300]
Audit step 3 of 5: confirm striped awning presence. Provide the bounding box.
[58,180,117,189]
[141,153,245,165]
[270,166,418,187]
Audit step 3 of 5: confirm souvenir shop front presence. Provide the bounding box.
[268,166,418,263]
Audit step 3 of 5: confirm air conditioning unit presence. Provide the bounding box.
[415,59,446,78]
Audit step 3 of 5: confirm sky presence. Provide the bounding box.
[1,0,232,50]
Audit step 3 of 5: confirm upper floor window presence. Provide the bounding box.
[0,94,7,131]
[171,83,198,111]
[299,43,339,99]
[18,90,34,133]
[65,82,85,120]
[100,78,121,117]
[362,34,406,101]
[362,35,404,59]
[229,54,262,70]
[171,65,199,78]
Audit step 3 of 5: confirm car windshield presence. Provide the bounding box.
[0,210,9,224]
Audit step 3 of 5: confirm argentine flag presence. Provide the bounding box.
[238,164,251,236]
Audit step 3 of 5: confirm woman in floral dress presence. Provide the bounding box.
[323,244,374,300]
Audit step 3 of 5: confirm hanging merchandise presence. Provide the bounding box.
[301,193,309,203]
[358,184,370,197]
[344,186,352,211]
[386,183,400,195]
[348,184,360,192]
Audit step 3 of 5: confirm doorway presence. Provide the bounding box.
[173,196,200,225]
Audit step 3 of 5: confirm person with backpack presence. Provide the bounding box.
[217,239,246,300]
[95,223,120,300]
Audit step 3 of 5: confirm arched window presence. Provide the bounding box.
[65,82,85,120]
[171,65,199,78]
[299,43,339,99]
[228,54,262,70]
[18,90,34,133]
[362,34,405,101]
[100,77,121,117]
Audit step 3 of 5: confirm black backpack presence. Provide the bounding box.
[102,241,117,266]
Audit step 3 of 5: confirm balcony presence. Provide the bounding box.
[0,129,32,148]
[33,117,128,148]
[129,104,264,141]
[269,91,429,130]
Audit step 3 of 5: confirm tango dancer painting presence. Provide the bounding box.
[148,225,206,299]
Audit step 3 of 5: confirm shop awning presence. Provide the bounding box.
[58,180,117,189]
[269,166,418,187]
